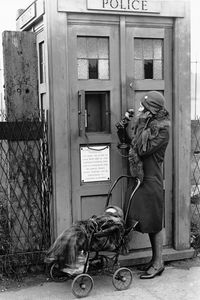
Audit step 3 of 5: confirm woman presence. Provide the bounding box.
[124,91,170,279]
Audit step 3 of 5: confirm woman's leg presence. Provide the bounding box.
[138,229,163,271]
[140,230,164,279]
[149,230,164,268]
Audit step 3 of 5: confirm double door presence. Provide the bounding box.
[68,18,172,249]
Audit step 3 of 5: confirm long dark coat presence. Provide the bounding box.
[124,116,170,233]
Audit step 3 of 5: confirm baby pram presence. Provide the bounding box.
[46,175,140,298]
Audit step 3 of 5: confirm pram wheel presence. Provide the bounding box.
[112,267,133,290]
[50,263,69,282]
[72,274,94,298]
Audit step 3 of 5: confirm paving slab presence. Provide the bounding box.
[1,263,200,300]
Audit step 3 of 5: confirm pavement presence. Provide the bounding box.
[1,258,200,300]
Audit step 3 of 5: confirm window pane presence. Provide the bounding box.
[39,42,45,83]
[134,60,143,79]
[134,38,163,80]
[89,59,98,79]
[87,38,98,58]
[143,39,153,59]
[153,60,163,79]
[78,59,88,79]
[154,40,163,59]
[77,37,87,58]
[99,60,109,79]
[144,59,153,79]
[98,38,109,58]
[77,37,110,80]
[85,92,110,132]
[134,39,142,59]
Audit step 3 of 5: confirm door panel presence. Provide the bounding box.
[126,27,173,249]
[81,195,108,220]
[68,24,122,221]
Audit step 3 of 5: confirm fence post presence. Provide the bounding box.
[2,31,41,252]
[3,31,39,118]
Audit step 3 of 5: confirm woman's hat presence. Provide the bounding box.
[141,91,166,115]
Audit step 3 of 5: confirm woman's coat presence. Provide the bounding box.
[124,115,170,233]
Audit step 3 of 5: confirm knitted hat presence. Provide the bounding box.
[104,206,124,220]
[141,91,166,115]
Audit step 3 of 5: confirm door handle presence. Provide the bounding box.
[78,90,86,136]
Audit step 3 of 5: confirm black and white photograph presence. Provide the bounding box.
[0,0,199,299]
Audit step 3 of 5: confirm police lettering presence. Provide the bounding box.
[103,0,148,11]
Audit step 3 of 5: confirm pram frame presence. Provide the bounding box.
[49,175,141,298]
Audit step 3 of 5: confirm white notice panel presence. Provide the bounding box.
[80,145,110,182]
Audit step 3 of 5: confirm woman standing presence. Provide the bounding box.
[124,91,170,279]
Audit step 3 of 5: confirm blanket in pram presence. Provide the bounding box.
[45,206,125,267]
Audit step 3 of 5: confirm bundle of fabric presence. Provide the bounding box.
[45,206,125,268]
[90,206,125,252]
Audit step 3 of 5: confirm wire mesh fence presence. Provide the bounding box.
[0,110,51,276]
[191,118,200,251]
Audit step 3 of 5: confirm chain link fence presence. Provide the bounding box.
[0,110,51,276]
[191,60,200,252]
[191,119,200,250]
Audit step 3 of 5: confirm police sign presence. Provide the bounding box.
[87,0,161,13]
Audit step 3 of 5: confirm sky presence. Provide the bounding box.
[0,0,32,34]
[190,0,200,61]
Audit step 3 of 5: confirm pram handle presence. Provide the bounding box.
[105,175,141,224]
[124,178,140,223]
[105,175,133,208]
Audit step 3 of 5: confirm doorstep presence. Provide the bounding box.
[119,247,195,267]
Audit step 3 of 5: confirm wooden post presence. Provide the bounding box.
[173,1,191,250]
[2,31,40,252]
[3,31,39,118]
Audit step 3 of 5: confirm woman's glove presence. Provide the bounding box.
[138,111,152,120]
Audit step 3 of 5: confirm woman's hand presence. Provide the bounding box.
[138,111,152,119]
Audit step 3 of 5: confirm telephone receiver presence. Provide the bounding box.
[115,109,134,149]
[115,109,134,129]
